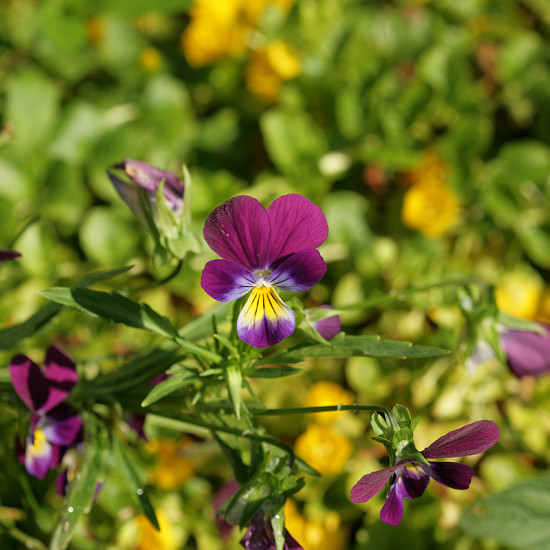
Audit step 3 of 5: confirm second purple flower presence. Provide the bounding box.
[201,194,328,348]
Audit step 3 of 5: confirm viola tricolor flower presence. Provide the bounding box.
[201,194,328,348]
[9,346,82,479]
[108,158,184,220]
[240,513,303,550]
[350,420,499,526]
[499,322,550,378]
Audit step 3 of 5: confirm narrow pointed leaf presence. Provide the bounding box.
[112,436,159,530]
[141,373,200,406]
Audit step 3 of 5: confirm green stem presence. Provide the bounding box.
[346,278,488,311]
[255,404,393,417]
[129,259,184,293]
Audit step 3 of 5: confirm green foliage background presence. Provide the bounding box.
[0,0,549,549]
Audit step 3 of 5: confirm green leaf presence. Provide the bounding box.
[141,373,200,406]
[256,335,449,365]
[96,0,191,17]
[226,364,243,419]
[461,475,550,550]
[38,287,177,338]
[112,436,159,531]
[212,433,249,484]
[50,416,105,550]
[245,366,302,379]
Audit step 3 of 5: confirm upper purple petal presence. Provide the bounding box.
[311,305,341,340]
[421,461,473,490]
[204,196,271,271]
[267,249,326,292]
[9,354,49,412]
[40,346,79,413]
[380,474,407,526]
[265,194,328,266]
[350,464,403,503]
[0,249,21,263]
[201,259,257,302]
[108,171,147,223]
[401,465,430,499]
[422,420,499,459]
[500,324,550,378]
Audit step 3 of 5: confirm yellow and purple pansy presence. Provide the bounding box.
[9,345,82,479]
[201,194,328,348]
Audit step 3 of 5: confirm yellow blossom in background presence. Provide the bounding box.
[536,286,550,324]
[399,149,447,187]
[146,439,194,490]
[402,179,459,237]
[305,381,354,425]
[246,40,301,102]
[496,272,542,320]
[140,47,163,72]
[135,511,180,550]
[86,17,104,47]
[284,500,348,550]
[294,424,352,474]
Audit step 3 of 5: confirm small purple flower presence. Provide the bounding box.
[9,346,82,479]
[350,420,499,526]
[0,249,21,263]
[108,158,184,220]
[240,513,303,550]
[309,305,341,340]
[201,194,328,348]
[499,323,550,378]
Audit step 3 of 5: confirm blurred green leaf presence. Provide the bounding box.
[461,475,550,550]
[97,0,191,17]
[245,366,302,378]
[112,436,159,531]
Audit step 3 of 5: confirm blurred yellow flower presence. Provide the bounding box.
[135,511,179,550]
[305,381,354,425]
[246,40,301,102]
[181,0,296,68]
[284,500,348,550]
[496,272,541,320]
[402,179,459,237]
[146,439,194,490]
[140,47,162,72]
[86,17,104,47]
[294,424,352,474]
[399,149,447,187]
[536,286,550,324]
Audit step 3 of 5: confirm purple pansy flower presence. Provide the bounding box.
[0,249,21,263]
[309,305,341,341]
[9,346,82,479]
[241,513,303,550]
[350,420,499,526]
[499,323,550,378]
[201,194,328,348]
[108,158,184,221]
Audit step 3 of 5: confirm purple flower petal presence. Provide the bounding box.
[237,285,296,348]
[0,249,21,263]
[25,430,53,479]
[267,249,326,292]
[201,259,257,301]
[422,420,499,459]
[240,514,303,550]
[40,345,79,413]
[350,464,403,503]
[40,411,82,447]
[9,355,49,412]
[203,196,271,272]
[500,324,550,378]
[421,461,473,490]
[311,305,341,340]
[116,158,184,213]
[108,172,147,223]
[380,474,408,526]
[265,194,328,267]
[401,465,430,499]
